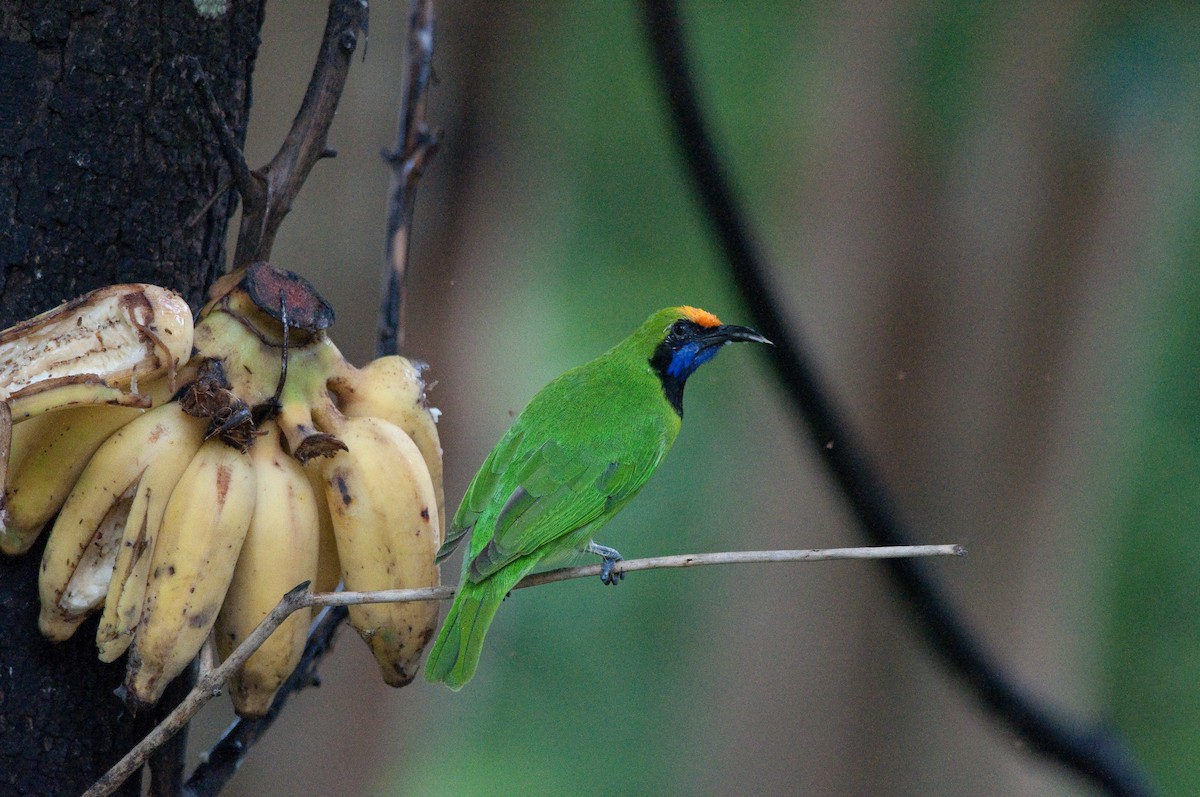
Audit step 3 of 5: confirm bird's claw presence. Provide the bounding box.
[599,554,624,585]
[588,541,624,585]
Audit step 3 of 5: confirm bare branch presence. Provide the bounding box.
[377,0,441,356]
[316,545,967,606]
[182,56,260,205]
[81,583,312,797]
[82,544,961,797]
[233,0,370,266]
[181,606,348,797]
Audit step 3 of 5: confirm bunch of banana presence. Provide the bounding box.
[6,263,444,717]
[185,263,444,701]
[38,400,208,644]
[0,283,194,554]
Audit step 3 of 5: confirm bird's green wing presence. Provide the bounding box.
[466,426,671,580]
[435,424,532,562]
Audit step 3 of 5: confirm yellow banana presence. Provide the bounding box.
[314,414,440,686]
[307,465,341,593]
[95,403,208,663]
[330,356,445,537]
[214,422,319,718]
[192,280,348,461]
[124,435,257,708]
[8,404,54,467]
[192,280,342,420]
[6,377,152,422]
[37,401,206,641]
[1,404,144,555]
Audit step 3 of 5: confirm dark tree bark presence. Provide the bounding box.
[0,2,265,795]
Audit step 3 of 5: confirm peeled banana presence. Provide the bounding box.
[96,402,209,663]
[0,283,192,398]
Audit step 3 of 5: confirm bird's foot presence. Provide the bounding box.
[587,541,624,585]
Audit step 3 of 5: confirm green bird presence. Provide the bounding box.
[424,305,769,689]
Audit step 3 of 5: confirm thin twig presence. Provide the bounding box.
[83,544,961,797]
[183,57,259,202]
[231,0,370,266]
[81,582,313,797]
[316,545,966,606]
[145,663,196,797]
[377,0,441,356]
[185,176,234,229]
[183,547,968,795]
[182,606,348,797]
[636,2,1156,795]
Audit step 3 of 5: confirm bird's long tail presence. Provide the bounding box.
[424,564,531,690]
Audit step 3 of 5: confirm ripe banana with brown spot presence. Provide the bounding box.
[307,465,341,593]
[1,404,142,555]
[37,401,207,641]
[214,422,319,718]
[1,374,177,556]
[124,435,257,708]
[314,414,440,686]
[330,355,445,537]
[96,402,209,663]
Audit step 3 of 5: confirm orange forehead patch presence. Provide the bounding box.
[679,305,721,328]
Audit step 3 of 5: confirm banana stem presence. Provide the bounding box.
[82,543,963,797]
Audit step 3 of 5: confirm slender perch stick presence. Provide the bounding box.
[320,545,967,605]
[81,543,963,797]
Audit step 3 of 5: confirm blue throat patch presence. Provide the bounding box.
[667,341,721,380]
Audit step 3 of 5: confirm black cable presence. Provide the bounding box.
[637,1,1154,794]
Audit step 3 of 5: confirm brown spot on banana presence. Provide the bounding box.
[187,608,214,629]
[333,473,352,507]
[215,463,232,505]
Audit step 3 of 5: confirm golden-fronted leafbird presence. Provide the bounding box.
[424,305,769,689]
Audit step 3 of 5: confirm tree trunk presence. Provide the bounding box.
[0,2,265,794]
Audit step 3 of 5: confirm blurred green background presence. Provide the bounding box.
[190,2,1200,795]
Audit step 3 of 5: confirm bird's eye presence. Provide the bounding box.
[670,320,687,337]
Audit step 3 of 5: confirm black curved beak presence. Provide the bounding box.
[701,324,772,348]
